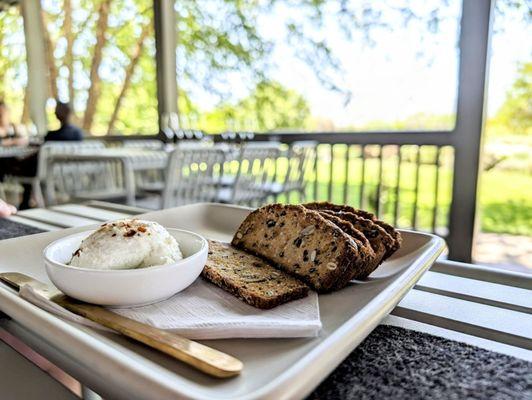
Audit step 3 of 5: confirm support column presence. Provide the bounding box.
[153,0,178,132]
[20,0,48,134]
[447,0,493,262]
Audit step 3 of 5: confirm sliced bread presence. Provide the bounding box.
[317,212,381,282]
[202,240,309,309]
[304,201,402,258]
[231,204,368,292]
[320,210,395,263]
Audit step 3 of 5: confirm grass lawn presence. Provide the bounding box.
[479,169,532,235]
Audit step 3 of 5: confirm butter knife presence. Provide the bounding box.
[0,272,243,378]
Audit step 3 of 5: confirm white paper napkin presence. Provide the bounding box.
[19,279,321,339]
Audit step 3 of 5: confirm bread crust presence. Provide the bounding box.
[304,201,402,258]
[321,210,395,261]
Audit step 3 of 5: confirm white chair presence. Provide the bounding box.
[45,141,137,205]
[216,141,281,206]
[161,144,226,208]
[121,139,166,194]
[139,140,215,196]
[267,140,317,201]
[6,141,105,207]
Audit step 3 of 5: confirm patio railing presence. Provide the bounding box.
[89,131,456,239]
[211,131,456,238]
[274,143,453,238]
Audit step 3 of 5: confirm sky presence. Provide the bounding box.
[195,1,530,128]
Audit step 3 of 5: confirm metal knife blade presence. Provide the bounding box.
[0,272,63,300]
[0,272,243,378]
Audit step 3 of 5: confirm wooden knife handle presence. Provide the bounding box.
[56,298,243,378]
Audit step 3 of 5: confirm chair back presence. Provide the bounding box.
[162,144,226,208]
[231,141,281,205]
[42,141,125,204]
[284,140,317,193]
[37,141,105,180]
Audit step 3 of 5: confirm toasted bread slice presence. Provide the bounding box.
[320,210,395,263]
[317,212,380,284]
[231,204,368,292]
[202,240,309,309]
[304,201,402,258]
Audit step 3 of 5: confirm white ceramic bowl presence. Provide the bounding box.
[43,228,208,307]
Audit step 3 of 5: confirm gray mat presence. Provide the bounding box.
[0,218,45,240]
[308,325,531,400]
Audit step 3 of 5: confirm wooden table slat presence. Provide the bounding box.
[431,260,532,290]
[51,204,133,222]
[394,289,532,349]
[84,200,147,215]
[416,271,532,313]
[7,215,62,232]
[0,330,79,400]
[16,209,101,228]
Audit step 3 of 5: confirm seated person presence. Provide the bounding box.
[45,101,83,141]
[0,100,28,147]
[12,101,84,209]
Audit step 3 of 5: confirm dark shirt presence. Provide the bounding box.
[45,123,83,142]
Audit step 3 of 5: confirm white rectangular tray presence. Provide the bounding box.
[0,203,445,400]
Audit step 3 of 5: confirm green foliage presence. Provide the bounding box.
[479,169,532,235]
[491,62,532,136]
[195,80,311,133]
[0,8,26,122]
[278,145,531,235]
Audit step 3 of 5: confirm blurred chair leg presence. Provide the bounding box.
[45,170,56,206]
[32,179,45,208]
[122,161,136,206]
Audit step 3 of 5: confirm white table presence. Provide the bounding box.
[1,201,531,399]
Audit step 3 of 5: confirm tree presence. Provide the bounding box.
[1,0,529,134]
[198,81,311,132]
[40,0,461,134]
[82,0,112,132]
[106,21,151,134]
[492,62,532,135]
[233,80,311,132]
[0,8,27,122]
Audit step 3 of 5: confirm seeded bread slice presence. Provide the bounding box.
[320,210,395,263]
[317,212,382,283]
[304,201,402,258]
[231,204,366,292]
[202,240,309,309]
[316,212,379,285]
